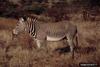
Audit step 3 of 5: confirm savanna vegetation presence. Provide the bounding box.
[0,0,100,67]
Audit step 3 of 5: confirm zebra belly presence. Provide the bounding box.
[47,36,65,41]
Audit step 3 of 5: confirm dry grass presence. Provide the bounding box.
[0,17,100,67]
[0,17,17,30]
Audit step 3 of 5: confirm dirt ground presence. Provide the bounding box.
[0,16,100,67]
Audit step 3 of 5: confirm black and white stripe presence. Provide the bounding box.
[22,17,37,37]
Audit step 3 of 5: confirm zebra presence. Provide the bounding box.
[13,16,78,58]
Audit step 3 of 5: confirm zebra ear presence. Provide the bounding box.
[27,17,32,22]
[19,17,25,23]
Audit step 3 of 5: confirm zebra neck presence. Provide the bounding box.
[31,22,36,38]
[33,25,36,38]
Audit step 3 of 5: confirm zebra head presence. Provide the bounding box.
[13,16,37,37]
[13,17,27,35]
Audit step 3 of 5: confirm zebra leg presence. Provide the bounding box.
[35,39,46,49]
[36,39,41,48]
[35,31,46,48]
[67,34,74,59]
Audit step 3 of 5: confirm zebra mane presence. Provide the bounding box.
[23,14,52,22]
